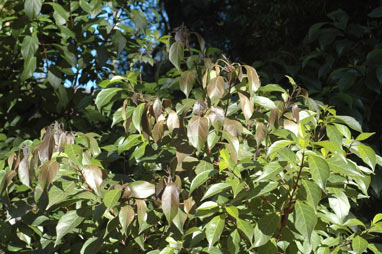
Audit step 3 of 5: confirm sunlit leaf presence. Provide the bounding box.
[162,182,179,224]
[267,140,294,157]
[294,200,317,242]
[238,91,254,121]
[352,236,368,254]
[128,180,155,199]
[55,211,84,246]
[180,71,196,98]
[95,88,123,111]
[167,110,180,132]
[357,144,376,170]
[189,169,218,194]
[82,165,103,195]
[201,183,231,201]
[243,65,260,95]
[103,189,122,208]
[205,215,225,249]
[308,155,330,191]
[207,76,225,101]
[119,205,135,235]
[132,103,146,134]
[187,116,208,151]
[253,96,276,110]
[169,42,184,70]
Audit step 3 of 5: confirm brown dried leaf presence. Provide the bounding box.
[238,91,254,121]
[136,199,147,232]
[18,147,30,187]
[152,120,165,142]
[180,71,196,98]
[243,65,260,95]
[193,99,208,116]
[207,76,225,100]
[83,165,103,195]
[162,182,180,225]
[167,110,180,132]
[119,205,135,235]
[184,196,195,214]
[38,130,55,163]
[223,119,243,137]
[153,97,163,120]
[187,116,209,150]
[269,108,280,128]
[207,106,225,128]
[255,122,267,147]
[292,104,300,123]
[6,170,16,187]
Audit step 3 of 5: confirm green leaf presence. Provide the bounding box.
[328,187,350,221]
[201,183,231,201]
[24,0,42,19]
[187,116,209,151]
[103,189,122,208]
[368,7,382,18]
[169,41,184,70]
[253,96,276,110]
[95,88,123,111]
[227,229,240,254]
[21,56,36,81]
[128,180,155,199]
[80,236,101,254]
[333,115,362,132]
[205,215,225,249]
[21,34,39,60]
[225,206,239,219]
[313,141,345,158]
[132,103,146,134]
[65,144,83,166]
[162,182,179,225]
[326,125,342,144]
[308,155,330,191]
[47,182,76,210]
[55,210,84,246]
[356,132,375,141]
[267,140,294,157]
[357,144,376,170]
[189,169,218,194]
[372,213,382,225]
[118,134,141,154]
[130,9,148,31]
[173,208,187,234]
[253,214,279,247]
[236,218,254,242]
[301,180,321,210]
[255,161,283,182]
[294,200,317,242]
[352,236,368,254]
[180,71,196,98]
[47,3,69,25]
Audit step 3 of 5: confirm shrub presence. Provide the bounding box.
[1,32,382,253]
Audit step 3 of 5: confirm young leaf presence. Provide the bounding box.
[294,200,317,242]
[162,182,180,225]
[308,155,330,191]
[201,183,231,201]
[55,210,84,246]
[187,116,209,151]
[180,71,196,98]
[352,236,368,254]
[167,110,180,132]
[207,76,225,101]
[119,205,135,234]
[238,91,254,121]
[356,132,375,141]
[103,189,122,209]
[205,215,225,249]
[169,41,184,70]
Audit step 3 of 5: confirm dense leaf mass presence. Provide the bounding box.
[0,0,382,253]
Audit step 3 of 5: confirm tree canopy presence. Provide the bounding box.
[0,0,382,253]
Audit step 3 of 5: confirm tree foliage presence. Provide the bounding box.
[0,0,382,253]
